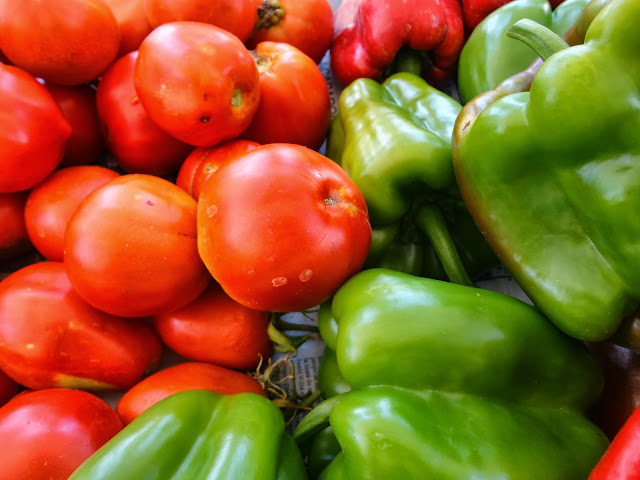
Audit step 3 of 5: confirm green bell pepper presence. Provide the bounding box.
[327,73,497,286]
[297,268,608,479]
[69,390,307,480]
[453,0,640,343]
[458,0,589,103]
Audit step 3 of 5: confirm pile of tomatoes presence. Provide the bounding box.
[0,1,373,478]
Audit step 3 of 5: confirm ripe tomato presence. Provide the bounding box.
[102,0,153,57]
[0,0,120,85]
[0,389,123,480]
[242,42,331,150]
[134,22,260,147]
[44,84,105,168]
[247,0,334,64]
[0,192,31,261]
[65,174,211,317]
[144,0,261,43]
[24,166,120,261]
[176,139,259,201]
[116,362,266,424]
[97,51,194,176]
[0,262,162,390]
[0,65,71,193]
[153,283,272,370]
[197,143,372,312]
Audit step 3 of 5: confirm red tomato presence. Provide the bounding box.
[0,192,32,261]
[176,139,259,200]
[0,65,71,193]
[44,84,105,168]
[247,0,334,64]
[65,174,211,317]
[134,22,260,147]
[116,362,266,424]
[0,262,162,390]
[24,166,120,261]
[0,368,20,406]
[96,51,194,176]
[102,0,153,57]
[242,42,331,150]
[0,388,123,480]
[153,283,272,370]
[197,143,372,312]
[0,0,120,85]
[144,0,261,43]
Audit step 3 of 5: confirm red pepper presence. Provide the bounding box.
[330,0,464,87]
[589,403,640,480]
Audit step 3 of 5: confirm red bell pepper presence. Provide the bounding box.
[590,403,640,479]
[330,0,465,86]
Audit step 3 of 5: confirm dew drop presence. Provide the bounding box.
[299,269,313,282]
[272,277,287,287]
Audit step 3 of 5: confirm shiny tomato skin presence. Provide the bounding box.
[176,139,259,200]
[115,362,266,424]
[144,0,261,42]
[65,174,211,318]
[24,166,120,262]
[197,143,372,312]
[0,0,120,85]
[0,65,71,193]
[152,283,272,370]
[0,388,123,480]
[247,0,334,64]
[44,84,105,168]
[243,42,331,150]
[103,0,153,57]
[0,262,163,390]
[134,22,260,147]
[97,51,194,176]
[0,192,32,261]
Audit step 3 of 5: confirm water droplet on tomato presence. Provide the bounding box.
[299,269,313,282]
[272,277,287,287]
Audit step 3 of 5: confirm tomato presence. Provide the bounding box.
[144,0,261,42]
[116,362,266,425]
[0,368,20,406]
[24,166,120,261]
[247,0,334,64]
[44,84,105,168]
[134,22,260,147]
[102,0,153,57]
[97,51,194,176]
[242,41,331,150]
[0,388,123,480]
[0,192,31,261]
[0,262,162,390]
[197,143,372,312]
[65,174,211,317]
[176,139,259,200]
[0,65,71,193]
[0,0,120,85]
[153,283,272,371]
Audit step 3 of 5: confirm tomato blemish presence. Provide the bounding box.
[146,200,154,206]
[299,269,313,282]
[272,277,287,287]
[206,205,217,217]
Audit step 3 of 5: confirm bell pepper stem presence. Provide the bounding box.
[415,204,472,286]
[393,48,424,77]
[506,19,570,61]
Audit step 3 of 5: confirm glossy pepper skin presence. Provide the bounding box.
[330,0,464,87]
[69,390,307,480]
[297,269,608,479]
[327,72,497,285]
[458,0,588,103]
[589,403,640,479]
[462,0,566,31]
[453,0,639,343]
